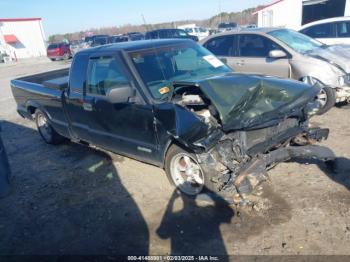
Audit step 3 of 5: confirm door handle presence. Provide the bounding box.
[83,102,93,111]
[236,60,245,66]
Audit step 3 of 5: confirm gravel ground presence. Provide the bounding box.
[0,58,349,257]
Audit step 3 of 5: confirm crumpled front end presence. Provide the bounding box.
[156,73,335,202]
[196,119,335,202]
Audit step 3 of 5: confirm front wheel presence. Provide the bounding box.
[35,110,65,144]
[301,77,335,115]
[165,145,215,196]
[316,86,336,115]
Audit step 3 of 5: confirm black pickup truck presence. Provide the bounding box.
[11,39,335,200]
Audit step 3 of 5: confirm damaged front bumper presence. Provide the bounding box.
[197,126,335,201]
[336,85,350,103]
[234,145,335,198]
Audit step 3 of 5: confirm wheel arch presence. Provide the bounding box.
[161,137,196,169]
[299,76,326,86]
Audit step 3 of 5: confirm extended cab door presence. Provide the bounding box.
[64,53,92,142]
[82,54,158,163]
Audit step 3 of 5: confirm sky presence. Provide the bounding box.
[0,0,271,37]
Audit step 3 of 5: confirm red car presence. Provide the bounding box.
[47,42,71,61]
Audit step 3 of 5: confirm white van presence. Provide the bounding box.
[299,17,350,45]
[178,24,209,40]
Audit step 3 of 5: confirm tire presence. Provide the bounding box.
[63,53,70,60]
[316,86,336,115]
[301,77,336,115]
[50,58,56,61]
[165,145,216,196]
[35,110,65,145]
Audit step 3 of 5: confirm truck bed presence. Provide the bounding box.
[16,68,69,85]
[11,68,70,121]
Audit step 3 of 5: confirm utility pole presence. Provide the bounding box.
[219,0,222,24]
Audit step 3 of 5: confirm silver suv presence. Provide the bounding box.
[201,28,350,114]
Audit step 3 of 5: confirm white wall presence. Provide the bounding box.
[258,0,350,29]
[345,0,350,15]
[0,20,46,59]
[257,0,303,29]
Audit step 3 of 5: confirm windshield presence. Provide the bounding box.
[268,29,323,54]
[129,42,232,100]
[48,44,58,49]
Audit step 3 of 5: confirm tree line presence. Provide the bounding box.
[48,6,262,43]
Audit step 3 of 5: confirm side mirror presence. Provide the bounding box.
[268,50,287,59]
[106,86,134,104]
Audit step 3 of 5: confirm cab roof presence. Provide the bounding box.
[78,39,193,54]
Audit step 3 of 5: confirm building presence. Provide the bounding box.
[254,0,350,29]
[0,18,46,60]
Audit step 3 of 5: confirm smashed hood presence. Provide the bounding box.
[307,45,350,73]
[187,73,319,131]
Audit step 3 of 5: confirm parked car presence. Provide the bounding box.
[218,22,238,32]
[90,35,110,47]
[145,29,198,42]
[109,33,144,43]
[201,28,350,114]
[178,25,209,40]
[299,17,350,45]
[127,32,144,41]
[0,123,11,198]
[47,42,72,61]
[245,24,257,29]
[109,35,129,43]
[11,39,334,200]
[84,35,110,47]
[70,40,90,56]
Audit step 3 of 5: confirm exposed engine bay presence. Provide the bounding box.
[173,85,220,128]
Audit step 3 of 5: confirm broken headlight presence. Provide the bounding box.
[339,74,350,86]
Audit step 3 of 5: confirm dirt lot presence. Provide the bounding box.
[0,58,349,257]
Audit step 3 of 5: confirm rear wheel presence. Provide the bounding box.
[165,145,215,196]
[35,110,65,144]
[63,52,70,60]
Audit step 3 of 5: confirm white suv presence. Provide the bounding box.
[299,17,350,45]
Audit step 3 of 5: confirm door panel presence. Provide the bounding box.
[64,91,92,142]
[88,98,157,161]
[235,34,290,78]
[81,55,158,163]
[236,57,290,78]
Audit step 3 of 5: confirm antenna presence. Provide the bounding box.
[141,14,153,32]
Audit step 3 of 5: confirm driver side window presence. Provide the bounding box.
[87,56,130,96]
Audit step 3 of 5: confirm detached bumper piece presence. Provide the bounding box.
[234,145,336,198]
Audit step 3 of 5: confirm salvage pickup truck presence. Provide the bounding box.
[11,39,336,200]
